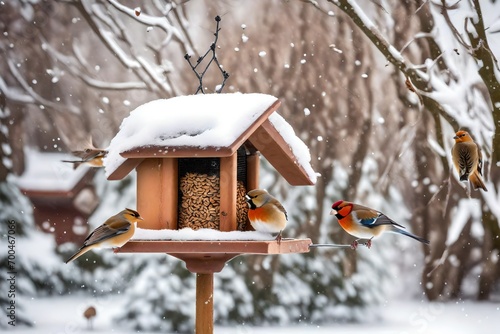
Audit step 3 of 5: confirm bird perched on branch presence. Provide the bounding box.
[451,130,487,191]
[246,189,287,243]
[65,208,142,263]
[62,140,107,170]
[330,200,429,249]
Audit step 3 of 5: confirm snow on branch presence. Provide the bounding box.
[438,0,500,163]
[41,38,149,91]
[73,0,193,97]
[0,77,35,104]
[109,0,183,45]
[320,0,459,129]
[5,58,80,114]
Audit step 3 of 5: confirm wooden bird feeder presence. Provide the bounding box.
[105,93,316,333]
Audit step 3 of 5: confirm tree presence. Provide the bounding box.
[304,0,500,300]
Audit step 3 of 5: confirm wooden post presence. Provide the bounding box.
[219,154,237,231]
[136,158,178,229]
[246,153,260,191]
[196,273,214,334]
[161,158,178,229]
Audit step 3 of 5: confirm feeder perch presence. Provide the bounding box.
[105,93,317,333]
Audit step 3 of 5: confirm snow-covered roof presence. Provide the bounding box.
[105,93,317,185]
[15,148,90,194]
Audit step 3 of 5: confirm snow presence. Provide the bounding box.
[13,295,499,333]
[447,199,482,245]
[133,227,276,241]
[17,226,62,269]
[388,45,405,63]
[13,148,90,192]
[0,75,35,104]
[99,29,141,68]
[347,0,375,30]
[105,93,277,175]
[105,93,317,184]
[268,113,318,183]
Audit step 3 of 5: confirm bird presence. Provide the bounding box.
[62,140,107,170]
[65,208,142,263]
[83,306,97,330]
[330,200,429,249]
[451,130,487,191]
[246,189,288,243]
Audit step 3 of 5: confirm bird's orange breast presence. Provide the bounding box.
[337,217,354,232]
[248,207,270,222]
[248,205,286,233]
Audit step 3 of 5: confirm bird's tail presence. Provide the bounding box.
[390,227,430,245]
[469,171,487,192]
[65,245,94,264]
[61,160,83,170]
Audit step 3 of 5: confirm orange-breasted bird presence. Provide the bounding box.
[451,130,487,191]
[330,200,429,249]
[246,189,287,243]
[65,208,142,263]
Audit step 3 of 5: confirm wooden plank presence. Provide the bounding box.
[121,146,235,158]
[161,158,178,229]
[219,154,237,231]
[107,158,143,180]
[136,159,160,229]
[245,153,260,231]
[248,120,314,185]
[196,273,214,334]
[246,153,260,191]
[227,100,281,150]
[136,158,178,229]
[118,238,312,255]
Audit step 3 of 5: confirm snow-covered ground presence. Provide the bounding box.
[11,294,499,333]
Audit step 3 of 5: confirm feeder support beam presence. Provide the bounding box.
[196,273,214,334]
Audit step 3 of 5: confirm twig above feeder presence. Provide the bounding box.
[184,15,230,94]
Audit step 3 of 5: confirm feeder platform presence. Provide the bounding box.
[117,238,312,273]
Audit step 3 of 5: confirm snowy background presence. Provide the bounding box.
[1,0,500,333]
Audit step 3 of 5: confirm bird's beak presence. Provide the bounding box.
[245,195,251,202]
[453,135,458,139]
[330,209,337,216]
[138,216,144,221]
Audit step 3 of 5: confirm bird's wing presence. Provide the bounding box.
[72,149,107,161]
[271,198,288,220]
[82,219,131,247]
[371,214,406,229]
[355,209,381,227]
[476,142,483,176]
[354,205,405,229]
